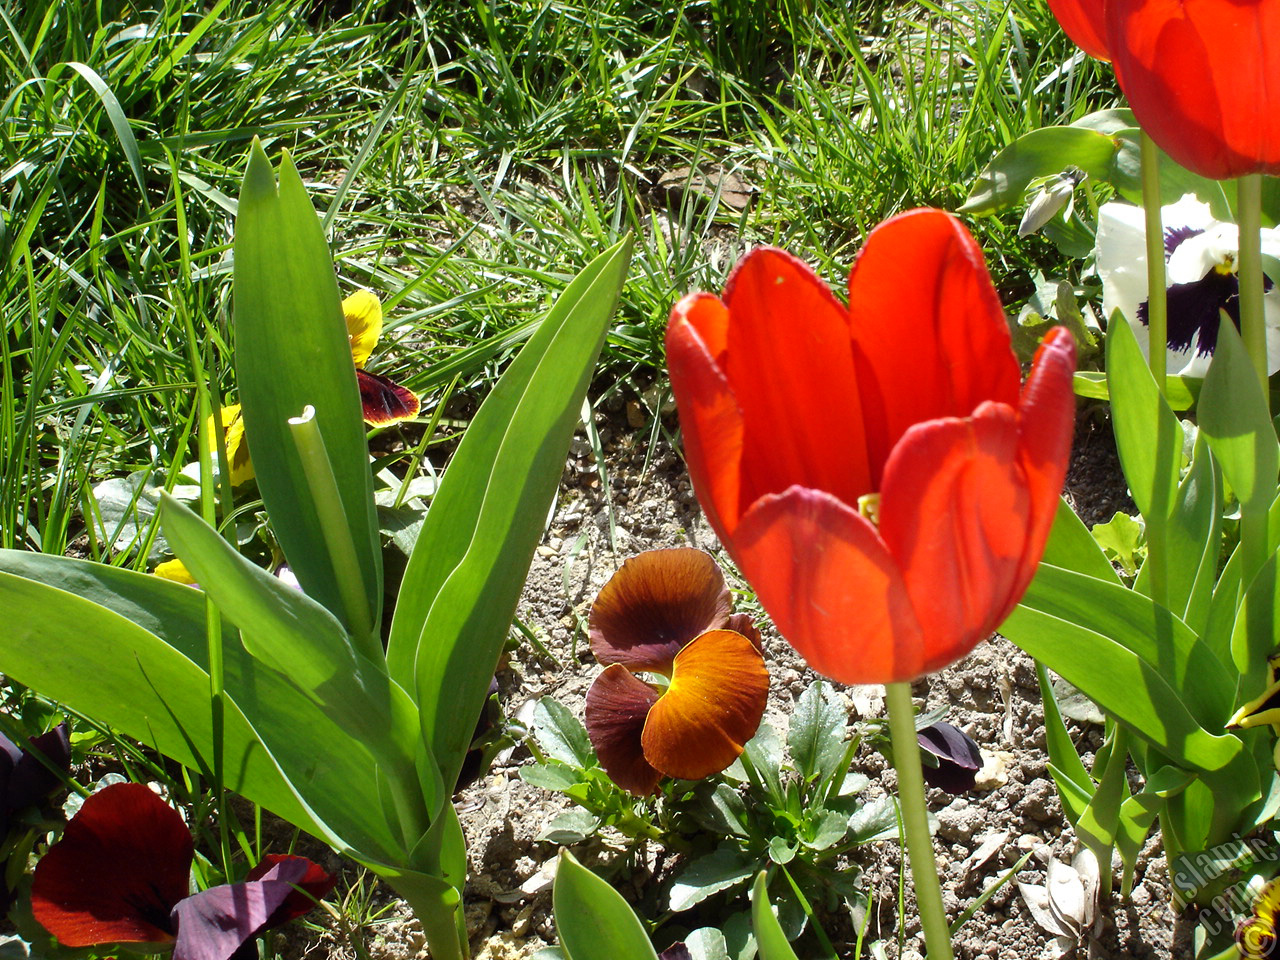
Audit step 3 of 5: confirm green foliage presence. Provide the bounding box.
[0,149,631,960]
[1004,306,1280,908]
[523,682,892,952]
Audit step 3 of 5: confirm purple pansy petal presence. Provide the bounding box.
[171,877,297,960]
[244,854,336,928]
[584,665,663,794]
[9,724,71,813]
[917,722,982,794]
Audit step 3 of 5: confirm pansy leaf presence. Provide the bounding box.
[669,845,757,913]
[786,681,847,785]
[386,237,632,791]
[532,697,596,768]
[233,142,381,638]
[554,850,659,960]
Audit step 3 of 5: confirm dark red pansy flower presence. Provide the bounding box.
[917,722,983,794]
[32,783,333,960]
[584,549,769,794]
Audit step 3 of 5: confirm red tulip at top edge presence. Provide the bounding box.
[665,210,1076,685]
[1105,0,1280,179]
[1046,0,1111,60]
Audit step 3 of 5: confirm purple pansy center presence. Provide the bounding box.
[1137,225,1273,358]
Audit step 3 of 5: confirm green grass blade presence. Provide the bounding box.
[55,62,148,201]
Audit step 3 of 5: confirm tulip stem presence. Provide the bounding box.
[1237,174,1268,407]
[885,681,953,960]
[1140,132,1167,392]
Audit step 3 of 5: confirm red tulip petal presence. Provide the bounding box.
[667,295,746,540]
[584,665,663,794]
[1107,0,1280,179]
[1046,0,1111,60]
[32,782,192,947]
[589,548,732,672]
[731,486,924,684]
[1010,326,1077,606]
[357,369,420,425]
[720,248,872,508]
[641,629,768,781]
[245,854,336,928]
[879,404,1030,676]
[848,210,1020,487]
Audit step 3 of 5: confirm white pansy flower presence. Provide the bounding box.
[1094,194,1280,377]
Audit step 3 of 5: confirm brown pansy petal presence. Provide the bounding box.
[589,548,732,673]
[641,629,768,781]
[723,612,763,652]
[584,664,663,795]
[357,369,420,425]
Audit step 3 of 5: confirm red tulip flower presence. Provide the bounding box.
[1046,0,1111,60]
[584,549,768,795]
[665,210,1076,686]
[32,782,334,960]
[1105,0,1280,179]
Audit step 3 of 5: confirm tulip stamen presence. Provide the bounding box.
[857,492,881,526]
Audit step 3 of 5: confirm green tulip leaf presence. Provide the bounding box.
[0,568,323,835]
[1004,565,1240,771]
[960,126,1119,216]
[750,872,800,960]
[1106,313,1182,523]
[1040,497,1122,584]
[1071,370,1199,410]
[1198,317,1278,513]
[233,141,382,638]
[387,237,632,788]
[1036,660,1093,802]
[1231,547,1280,683]
[1133,432,1223,629]
[554,850,659,960]
[0,550,418,863]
